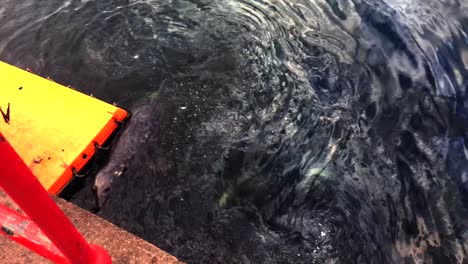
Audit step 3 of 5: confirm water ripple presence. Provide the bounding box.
[0,0,467,263]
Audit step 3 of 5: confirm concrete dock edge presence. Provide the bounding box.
[0,190,182,264]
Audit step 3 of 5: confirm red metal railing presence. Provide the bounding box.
[0,132,111,264]
[0,204,70,263]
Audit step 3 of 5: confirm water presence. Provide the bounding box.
[1,0,467,263]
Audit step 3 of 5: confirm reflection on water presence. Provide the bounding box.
[1,0,467,263]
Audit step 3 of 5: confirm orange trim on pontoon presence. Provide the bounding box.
[0,61,128,194]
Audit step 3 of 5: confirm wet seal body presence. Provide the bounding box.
[93,105,153,209]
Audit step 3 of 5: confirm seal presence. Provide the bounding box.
[93,105,154,209]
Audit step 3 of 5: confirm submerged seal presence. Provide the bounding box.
[93,105,153,209]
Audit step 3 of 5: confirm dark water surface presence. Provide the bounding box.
[1,0,468,263]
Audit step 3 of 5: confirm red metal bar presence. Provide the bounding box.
[0,203,70,263]
[0,132,111,264]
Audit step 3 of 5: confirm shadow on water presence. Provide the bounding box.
[1,0,468,263]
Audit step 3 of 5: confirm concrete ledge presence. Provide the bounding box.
[0,190,181,264]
